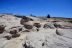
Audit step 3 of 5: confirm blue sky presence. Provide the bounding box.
[0,0,72,18]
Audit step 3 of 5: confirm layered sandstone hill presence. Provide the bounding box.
[0,14,72,48]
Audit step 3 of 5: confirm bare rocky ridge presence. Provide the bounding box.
[0,14,72,48]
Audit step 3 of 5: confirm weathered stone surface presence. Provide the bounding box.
[10,30,17,34]
[0,14,72,48]
[3,35,11,40]
[19,28,22,31]
[0,25,5,34]
[12,33,20,38]
[43,22,55,29]
[23,30,30,32]
[54,23,62,28]
[24,24,33,29]
[33,23,41,28]
[20,16,33,25]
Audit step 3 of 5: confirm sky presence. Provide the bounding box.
[0,0,72,18]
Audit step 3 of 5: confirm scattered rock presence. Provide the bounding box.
[10,27,17,29]
[22,16,30,22]
[54,23,62,28]
[12,33,20,38]
[19,28,22,31]
[68,21,72,23]
[63,25,72,29]
[42,42,45,46]
[24,24,33,29]
[69,47,72,48]
[29,18,33,21]
[20,16,33,25]
[43,23,55,29]
[56,29,63,36]
[33,23,41,28]
[3,35,11,40]
[23,42,34,48]
[37,28,39,31]
[10,30,17,34]
[20,16,29,25]
[52,21,59,22]
[43,24,50,28]
[0,25,5,34]
[23,30,30,32]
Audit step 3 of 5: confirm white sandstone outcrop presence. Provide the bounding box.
[0,14,72,48]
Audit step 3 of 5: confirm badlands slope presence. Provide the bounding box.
[0,14,72,48]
